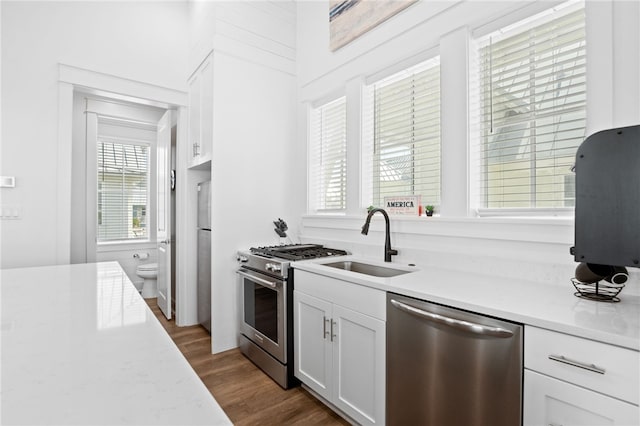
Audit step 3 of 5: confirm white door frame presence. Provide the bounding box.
[156,109,173,320]
[57,63,194,325]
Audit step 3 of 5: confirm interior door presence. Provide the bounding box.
[156,110,172,319]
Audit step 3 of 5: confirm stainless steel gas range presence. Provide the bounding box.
[236,244,348,389]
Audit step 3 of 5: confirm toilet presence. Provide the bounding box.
[136,263,158,298]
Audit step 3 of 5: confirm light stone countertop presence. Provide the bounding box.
[292,256,640,351]
[0,261,231,426]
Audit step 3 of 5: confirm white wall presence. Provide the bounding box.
[210,51,296,352]
[586,0,640,134]
[0,2,3,266]
[294,0,640,285]
[0,1,188,269]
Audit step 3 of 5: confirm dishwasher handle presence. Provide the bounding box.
[390,299,514,338]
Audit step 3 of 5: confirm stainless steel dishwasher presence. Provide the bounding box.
[387,292,523,426]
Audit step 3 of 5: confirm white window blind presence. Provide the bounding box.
[309,96,347,212]
[363,58,441,209]
[477,2,586,211]
[97,141,149,242]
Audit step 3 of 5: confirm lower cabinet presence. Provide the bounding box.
[294,283,385,426]
[524,370,639,426]
[293,274,640,426]
[523,326,639,426]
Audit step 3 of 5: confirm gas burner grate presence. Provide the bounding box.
[250,244,348,261]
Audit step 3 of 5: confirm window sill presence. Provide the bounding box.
[97,240,156,253]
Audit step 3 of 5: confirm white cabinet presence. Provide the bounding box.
[523,326,639,426]
[525,370,639,426]
[294,291,335,398]
[187,53,213,168]
[332,303,385,425]
[294,270,386,426]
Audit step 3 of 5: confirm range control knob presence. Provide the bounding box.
[265,263,281,272]
[237,255,249,263]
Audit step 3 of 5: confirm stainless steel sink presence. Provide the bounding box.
[323,261,412,277]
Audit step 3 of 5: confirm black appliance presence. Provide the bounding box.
[236,244,348,389]
[573,124,640,268]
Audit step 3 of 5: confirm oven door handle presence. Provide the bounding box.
[237,270,278,289]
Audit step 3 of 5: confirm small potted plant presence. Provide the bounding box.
[425,205,435,217]
[367,205,376,213]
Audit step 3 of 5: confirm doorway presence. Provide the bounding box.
[70,93,177,321]
[59,64,191,325]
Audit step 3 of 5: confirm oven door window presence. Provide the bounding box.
[243,278,279,343]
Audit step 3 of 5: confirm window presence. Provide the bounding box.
[363,58,441,208]
[97,141,150,242]
[309,96,347,212]
[477,2,586,210]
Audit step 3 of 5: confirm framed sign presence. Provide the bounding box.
[384,195,421,216]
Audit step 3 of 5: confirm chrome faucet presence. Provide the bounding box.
[361,208,398,262]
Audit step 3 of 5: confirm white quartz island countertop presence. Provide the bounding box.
[293,256,640,351]
[1,262,231,426]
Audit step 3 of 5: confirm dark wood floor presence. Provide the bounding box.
[146,299,349,426]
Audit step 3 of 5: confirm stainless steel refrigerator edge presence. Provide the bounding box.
[387,292,523,426]
[197,181,211,332]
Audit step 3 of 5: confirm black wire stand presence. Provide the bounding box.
[572,278,624,303]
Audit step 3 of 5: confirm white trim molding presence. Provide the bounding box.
[58,64,188,108]
[56,82,74,265]
[301,214,574,245]
[57,63,190,322]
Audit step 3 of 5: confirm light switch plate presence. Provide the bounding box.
[0,176,16,188]
[0,205,21,219]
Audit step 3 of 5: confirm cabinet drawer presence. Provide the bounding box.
[525,326,639,404]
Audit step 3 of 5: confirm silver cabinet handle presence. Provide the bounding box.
[548,354,605,375]
[330,319,336,342]
[390,299,514,338]
[323,316,329,339]
[237,271,277,289]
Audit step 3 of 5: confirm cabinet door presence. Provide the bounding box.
[187,70,201,164]
[524,370,639,426]
[199,55,213,161]
[294,290,333,401]
[332,305,385,426]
